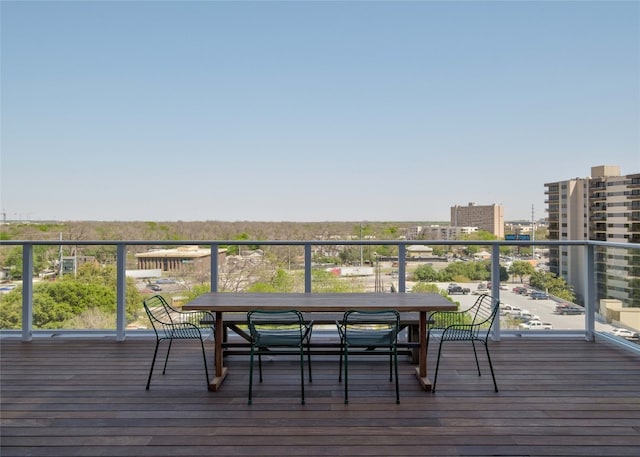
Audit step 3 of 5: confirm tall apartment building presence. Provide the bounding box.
[545,165,640,307]
[450,203,505,238]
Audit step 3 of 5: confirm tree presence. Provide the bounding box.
[243,268,363,293]
[220,232,264,256]
[499,265,510,282]
[410,282,443,294]
[1,246,23,279]
[459,230,496,256]
[246,268,298,293]
[311,269,364,293]
[509,261,535,283]
[338,247,359,265]
[436,260,491,283]
[0,263,144,330]
[529,271,576,302]
[182,283,211,303]
[0,245,53,279]
[413,264,439,282]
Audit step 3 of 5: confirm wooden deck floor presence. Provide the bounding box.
[2,335,640,456]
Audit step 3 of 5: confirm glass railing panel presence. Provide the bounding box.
[595,244,640,346]
[37,243,122,332]
[0,245,24,330]
[1,239,639,346]
[0,242,22,330]
[496,242,585,332]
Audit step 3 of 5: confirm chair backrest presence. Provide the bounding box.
[432,294,500,341]
[340,309,400,346]
[472,294,500,338]
[143,295,176,337]
[143,294,209,339]
[247,309,307,342]
[470,294,499,323]
[144,295,174,323]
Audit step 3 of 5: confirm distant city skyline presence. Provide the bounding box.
[1,1,638,222]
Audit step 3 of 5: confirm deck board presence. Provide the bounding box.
[2,336,640,456]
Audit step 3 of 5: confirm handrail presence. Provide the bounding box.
[1,239,638,344]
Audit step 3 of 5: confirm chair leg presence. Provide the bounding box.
[299,346,305,405]
[484,342,499,392]
[432,341,445,393]
[248,346,255,405]
[162,338,173,375]
[471,340,481,376]
[306,341,313,383]
[258,351,263,382]
[338,338,343,382]
[199,338,210,389]
[393,346,400,404]
[388,348,393,382]
[343,345,349,404]
[146,339,161,390]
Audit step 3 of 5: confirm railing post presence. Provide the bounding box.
[304,243,312,293]
[584,243,596,342]
[491,243,501,341]
[21,243,33,342]
[116,244,126,341]
[398,243,406,293]
[210,243,219,292]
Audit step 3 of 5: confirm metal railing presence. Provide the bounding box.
[1,239,638,350]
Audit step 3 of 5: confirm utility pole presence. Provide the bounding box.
[59,232,63,278]
[531,205,535,259]
[360,223,363,267]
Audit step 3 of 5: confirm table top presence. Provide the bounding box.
[183,292,457,313]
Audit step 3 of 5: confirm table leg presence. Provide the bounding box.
[414,311,432,390]
[209,311,227,391]
[408,323,419,364]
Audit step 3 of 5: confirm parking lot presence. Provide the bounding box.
[430,282,620,335]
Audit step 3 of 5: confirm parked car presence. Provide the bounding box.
[447,285,470,295]
[147,284,162,291]
[555,304,584,315]
[512,286,528,295]
[529,292,549,300]
[519,320,553,330]
[611,328,639,339]
[155,278,177,284]
[519,311,540,321]
[472,285,489,295]
[0,283,17,293]
[501,304,523,316]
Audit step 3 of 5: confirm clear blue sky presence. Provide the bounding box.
[1,1,639,223]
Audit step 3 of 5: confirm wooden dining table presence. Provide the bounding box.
[183,292,457,392]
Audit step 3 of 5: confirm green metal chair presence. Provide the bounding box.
[143,295,215,390]
[247,309,313,405]
[336,309,401,404]
[428,293,500,393]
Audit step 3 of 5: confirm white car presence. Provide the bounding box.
[519,311,539,321]
[611,328,639,339]
[500,304,522,316]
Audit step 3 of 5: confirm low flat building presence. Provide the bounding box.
[135,246,226,274]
